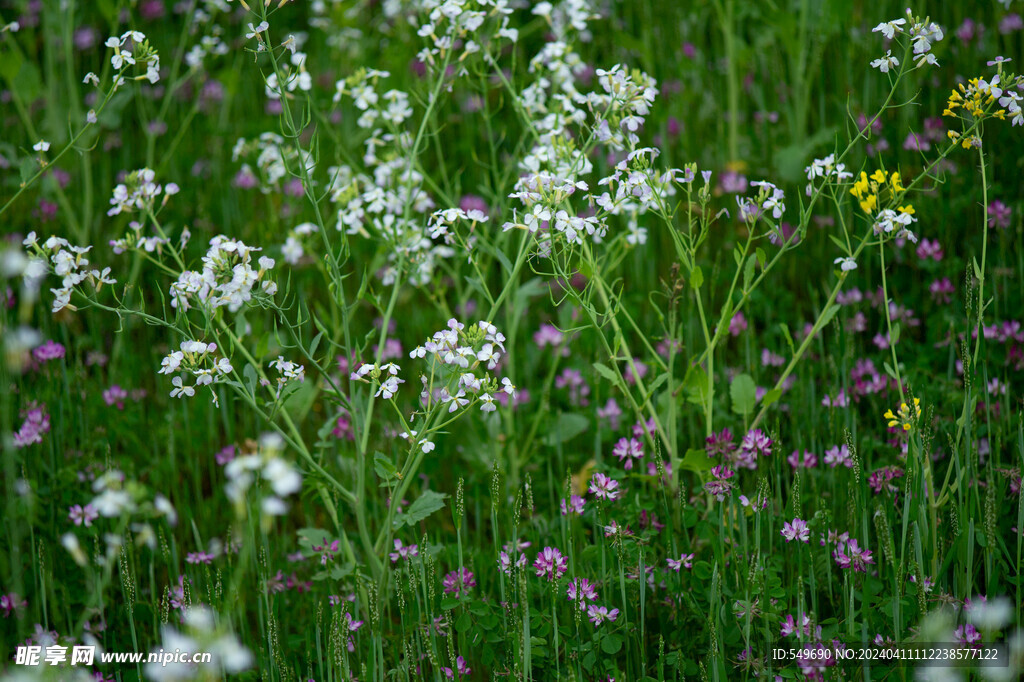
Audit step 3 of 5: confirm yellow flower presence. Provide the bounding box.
[850,171,869,200]
[870,169,888,185]
[859,194,878,214]
[890,172,903,193]
[884,398,921,431]
[897,204,915,215]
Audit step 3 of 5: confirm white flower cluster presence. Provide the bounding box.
[104,31,160,84]
[975,74,1024,127]
[185,30,229,69]
[146,608,252,682]
[589,148,682,247]
[281,221,319,265]
[266,50,313,100]
[751,180,786,219]
[532,0,598,38]
[414,0,520,73]
[159,340,233,404]
[804,153,853,196]
[736,180,786,224]
[107,168,179,216]
[323,115,448,285]
[871,11,944,69]
[333,69,413,130]
[804,154,852,182]
[170,236,277,313]
[406,319,516,413]
[22,233,117,313]
[232,133,316,194]
[352,361,405,399]
[269,357,305,399]
[498,0,667,251]
[181,0,234,69]
[224,434,302,518]
[427,207,488,243]
[873,208,919,243]
[89,469,135,518]
[109,220,175,256]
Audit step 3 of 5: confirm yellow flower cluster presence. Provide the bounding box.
[943,77,1008,148]
[884,397,921,432]
[943,78,1004,119]
[946,130,982,149]
[849,169,903,214]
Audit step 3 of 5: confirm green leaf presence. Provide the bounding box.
[601,633,623,654]
[774,126,838,184]
[397,490,447,528]
[692,560,713,580]
[827,234,849,253]
[243,363,258,398]
[818,303,841,329]
[779,323,795,355]
[308,330,324,359]
[297,528,331,553]
[455,612,472,633]
[730,373,757,415]
[373,453,398,482]
[890,322,901,345]
[761,388,783,408]
[680,448,714,472]
[755,247,767,269]
[0,48,22,84]
[543,413,589,445]
[682,364,710,406]
[644,372,668,398]
[690,266,704,290]
[742,254,756,292]
[593,362,620,385]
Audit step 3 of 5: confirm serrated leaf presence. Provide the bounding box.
[328,563,354,580]
[373,453,398,482]
[397,490,447,528]
[730,373,757,415]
